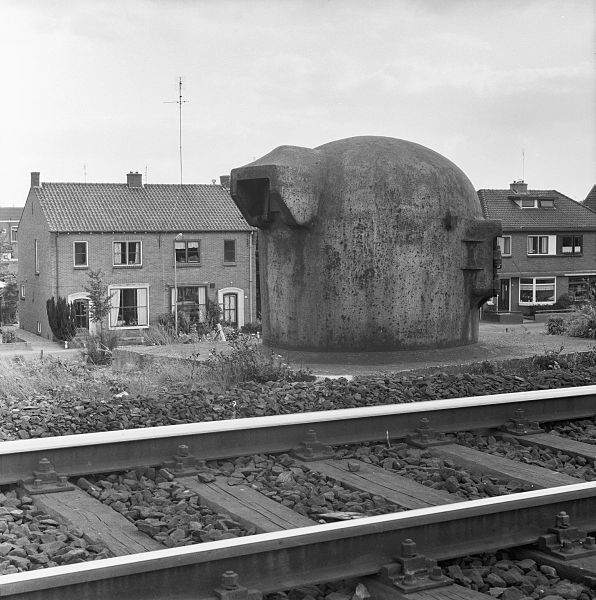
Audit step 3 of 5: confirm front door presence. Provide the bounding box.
[498,279,510,312]
[222,293,238,327]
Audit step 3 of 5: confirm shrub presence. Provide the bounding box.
[545,317,566,335]
[142,324,179,346]
[85,330,121,365]
[564,302,596,339]
[240,321,262,335]
[0,281,18,325]
[199,336,313,390]
[552,293,574,310]
[46,296,77,341]
[0,328,16,343]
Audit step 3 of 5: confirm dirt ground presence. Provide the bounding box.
[277,321,596,377]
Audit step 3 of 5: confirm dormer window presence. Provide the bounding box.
[511,196,555,209]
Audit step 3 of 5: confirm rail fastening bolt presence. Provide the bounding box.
[38,458,52,472]
[178,445,189,457]
[401,538,417,558]
[221,570,239,590]
[556,511,570,529]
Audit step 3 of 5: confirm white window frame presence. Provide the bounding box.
[20,284,25,299]
[73,241,88,268]
[527,235,556,256]
[497,235,511,257]
[10,226,17,243]
[217,286,245,327]
[108,284,150,329]
[175,240,201,264]
[561,235,583,256]
[519,277,556,305]
[113,241,142,267]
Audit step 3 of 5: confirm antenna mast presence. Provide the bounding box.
[164,77,188,186]
[522,149,525,181]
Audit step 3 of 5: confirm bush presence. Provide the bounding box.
[0,328,16,343]
[46,296,77,341]
[199,336,313,390]
[142,324,179,346]
[545,317,566,335]
[85,331,121,365]
[240,321,262,335]
[552,293,574,310]
[564,302,596,339]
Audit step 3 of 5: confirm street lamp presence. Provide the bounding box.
[174,233,183,335]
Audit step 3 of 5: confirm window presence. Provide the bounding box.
[222,292,238,326]
[34,239,39,273]
[540,199,555,208]
[519,277,556,304]
[561,235,583,255]
[10,226,17,243]
[527,235,549,255]
[224,240,236,263]
[175,240,200,264]
[20,284,25,299]
[172,286,207,322]
[73,299,89,329]
[73,241,88,267]
[109,286,149,328]
[521,198,537,208]
[497,236,511,256]
[113,241,141,266]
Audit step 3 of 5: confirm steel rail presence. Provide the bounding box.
[1,385,595,485]
[3,482,596,599]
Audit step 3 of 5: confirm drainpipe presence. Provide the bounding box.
[248,231,254,322]
[54,233,59,296]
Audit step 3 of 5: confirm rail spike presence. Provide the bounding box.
[20,457,75,495]
[376,538,452,592]
[291,429,335,461]
[208,570,262,600]
[406,418,453,448]
[501,408,543,436]
[537,511,596,560]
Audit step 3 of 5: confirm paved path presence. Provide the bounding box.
[3,322,596,379]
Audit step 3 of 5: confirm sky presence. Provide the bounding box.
[1,0,594,208]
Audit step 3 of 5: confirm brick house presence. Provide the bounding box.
[18,171,256,339]
[0,206,22,277]
[478,181,596,317]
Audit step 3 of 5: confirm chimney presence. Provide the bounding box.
[31,172,40,188]
[127,171,143,188]
[510,180,528,194]
[219,175,231,189]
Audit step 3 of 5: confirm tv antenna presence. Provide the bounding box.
[164,77,189,186]
[522,149,525,181]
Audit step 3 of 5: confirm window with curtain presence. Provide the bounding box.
[175,240,200,263]
[519,277,556,305]
[113,241,142,266]
[109,287,148,327]
[171,286,207,322]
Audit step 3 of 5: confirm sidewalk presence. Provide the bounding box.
[0,326,82,360]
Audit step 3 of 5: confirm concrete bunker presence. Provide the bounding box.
[231,136,501,351]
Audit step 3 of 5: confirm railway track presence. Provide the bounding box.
[2,385,596,599]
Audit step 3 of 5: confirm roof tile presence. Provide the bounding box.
[477,188,596,231]
[33,183,252,232]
